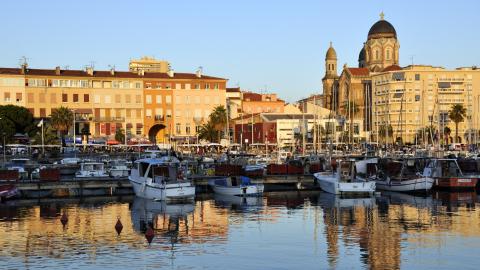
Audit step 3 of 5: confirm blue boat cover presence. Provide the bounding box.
[240,176,251,185]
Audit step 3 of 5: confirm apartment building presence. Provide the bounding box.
[0,64,227,143]
[371,65,480,143]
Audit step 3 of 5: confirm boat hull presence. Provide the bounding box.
[433,177,478,190]
[314,173,375,195]
[130,178,195,201]
[375,177,434,192]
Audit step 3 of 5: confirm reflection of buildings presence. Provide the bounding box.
[316,192,480,270]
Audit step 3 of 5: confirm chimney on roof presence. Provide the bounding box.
[196,67,203,78]
[167,69,174,78]
[55,66,61,75]
[86,67,94,76]
[138,69,145,76]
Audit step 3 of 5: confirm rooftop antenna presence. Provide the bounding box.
[89,61,96,69]
[108,64,116,70]
[410,55,415,67]
[18,56,29,68]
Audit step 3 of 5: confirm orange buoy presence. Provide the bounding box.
[115,218,123,235]
[145,227,155,244]
[60,212,68,226]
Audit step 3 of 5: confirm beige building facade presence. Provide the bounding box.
[372,66,480,143]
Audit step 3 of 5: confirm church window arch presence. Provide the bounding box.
[375,50,379,60]
[386,48,391,60]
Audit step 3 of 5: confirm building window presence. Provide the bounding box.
[185,124,191,135]
[39,93,46,103]
[386,49,390,60]
[415,74,420,81]
[205,83,210,89]
[135,82,141,89]
[62,93,68,102]
[125,95,131,103]
[136,127,142,135]
[415,95,420,101]
[375,50,379,60]
[156,95,162,104]
[115,94,121,103]
[40,108,46,117]
[176,123,181,134]
[166,95,172,104]
[146,109,152,118]
[194,84,200,90]
[50,93,56,103]
[94,95,100,104]
[84,94,89,102]
[214,83,219,89]
[166,109,172,117]
[135,95,142,104]
[105,95,111,104]
[73,94,79,103]
[3,92,10,102]
[146,95,152,104]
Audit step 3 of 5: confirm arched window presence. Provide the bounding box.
[386,49,390,60]
[375,50,379,60]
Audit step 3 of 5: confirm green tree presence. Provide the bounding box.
[50,106,73,144]
[31,122,60,145]
[0,116,16,143]
[448,104,467,143]
[197,121,218,142]
[115,128,125,143]
[209,105,227,142]
[0,105,36,137]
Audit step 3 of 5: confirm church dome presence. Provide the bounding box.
[368,13,397,39]
[358,47,365,62]
[326,42,337,60]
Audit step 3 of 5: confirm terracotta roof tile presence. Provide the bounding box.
[0,67,226,80]
[347,67,370,76]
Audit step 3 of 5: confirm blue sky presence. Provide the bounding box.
[1,0,479,102]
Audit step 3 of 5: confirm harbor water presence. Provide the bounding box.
[0,191,479,269]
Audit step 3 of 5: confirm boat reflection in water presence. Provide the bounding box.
[130,197,194,234]
[213,194,263,212]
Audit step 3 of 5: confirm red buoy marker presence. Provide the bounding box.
[145,227,155,244]
[60,212,68,226]
[115,218,123,235]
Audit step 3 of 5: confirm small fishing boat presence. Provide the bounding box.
[108,160,130,178]
[129,156,195,201]
[375,158,434,193]
[6,158,30,179]
[209,176,264,196]
[75,162,109,178]
[424,158,479,190]
[0,185,19,202]
[314,159,376,195]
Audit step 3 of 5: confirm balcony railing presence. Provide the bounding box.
[154,115,165,122]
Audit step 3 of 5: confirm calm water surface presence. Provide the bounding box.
[0,191,479,269]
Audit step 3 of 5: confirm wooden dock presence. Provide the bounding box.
[10,174,316,198]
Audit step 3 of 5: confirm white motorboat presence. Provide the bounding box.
[375,158,434,192]
[7,158,30,179]
[129,156,195,201]
[314,159,376,195]
[108,160,130,178]
[209,176,264,196]
[75,162,109,178]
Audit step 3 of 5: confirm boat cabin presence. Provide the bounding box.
[427,159,464,178]
[135,158,183,184]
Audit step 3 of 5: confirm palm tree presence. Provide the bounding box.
[342,101,360,143]
[209,105,227,142]
[50,106,73,145]
[197,121,218,143]
[448,104,466,143]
